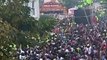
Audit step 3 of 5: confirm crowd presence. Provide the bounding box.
[17,18,107,60]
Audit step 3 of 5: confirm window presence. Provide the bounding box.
[32,1,35,15]
[32,1,34,8]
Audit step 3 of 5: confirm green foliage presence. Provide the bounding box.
[0,19,17,60]
[0,0,57,59]
[59,0,81,8]
[59,0,93,8]
[77,0,93,8]
[38,15,56,33]
[0,0,30,27]
[85,0,93,4]
[77,0,107,20]
[28,15,57,47]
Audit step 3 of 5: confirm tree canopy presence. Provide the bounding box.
[59,0,81,8]
[0,0,56,59]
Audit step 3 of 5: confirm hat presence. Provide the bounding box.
[104,29,106,32]
[40,58,43,60]
[60,57,64,60]
[87,44,90,46]
[65,49,69,52]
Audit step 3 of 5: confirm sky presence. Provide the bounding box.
[44,0,59,3]
[44,0,50,3]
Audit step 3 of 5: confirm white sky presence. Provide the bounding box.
[44,0,59,3]
[44,0,51,3]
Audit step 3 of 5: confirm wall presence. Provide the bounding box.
[28,0,40,20]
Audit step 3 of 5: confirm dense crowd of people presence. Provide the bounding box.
[17,18,107,60]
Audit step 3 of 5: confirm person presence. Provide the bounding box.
[16,18,107,60]
[19,49,26,60]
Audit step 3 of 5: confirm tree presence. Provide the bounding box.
[35,15,57,46]
[0,19,17,60]
[78,0,107,23]
[59,0,82,8]
[0,0,57,59]
[77,0,93,8]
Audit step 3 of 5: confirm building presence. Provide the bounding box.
[27,0,40,20]
[68,7,78,17]
[40,0,67,14]
[44,0,59,3]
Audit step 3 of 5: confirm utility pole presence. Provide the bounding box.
[83,7,90,25]
[91,1,94,26]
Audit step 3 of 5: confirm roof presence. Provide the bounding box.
[43,2,60,5]
[40,1,67,13]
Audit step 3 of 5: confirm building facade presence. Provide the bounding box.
[40,0,67,14]
[44,0,59,3]
[27,0,40,20]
